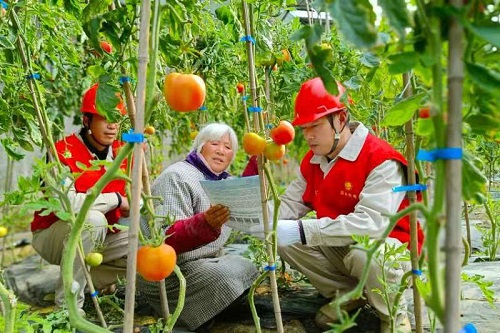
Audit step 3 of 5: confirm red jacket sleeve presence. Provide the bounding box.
[241,155,258,177]
[164,212,221,253]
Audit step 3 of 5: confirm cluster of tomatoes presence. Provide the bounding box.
[243,120,295,161]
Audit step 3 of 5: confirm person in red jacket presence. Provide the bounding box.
[250,77,423,333]
[31,83,130,314]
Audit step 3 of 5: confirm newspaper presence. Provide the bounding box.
[199,175,263,232]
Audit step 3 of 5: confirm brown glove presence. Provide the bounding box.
[204,204,230,230]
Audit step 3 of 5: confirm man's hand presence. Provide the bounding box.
[204,204,230,229]
[119,196,130,217]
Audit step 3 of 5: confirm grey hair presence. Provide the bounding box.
[192,123,238,162]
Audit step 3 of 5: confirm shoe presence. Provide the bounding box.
[380,314,412,333]
[100,284,117,295]
[314,298,367,331]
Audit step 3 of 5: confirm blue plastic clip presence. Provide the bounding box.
[263,264,276,271]
[26,73,41,80]
[199,105,207,111]
[248,106,262,113]
[392,184,427,192]
[412,269,422,276]
[265,124,273,129]
[241,95,249,101]
[459,323,477,333]
[416,148,462,162]
[1,0,8,9]
[119,76,131,85]
[122,129,145,143]
[90,290,99,298]
[240,35,256,44]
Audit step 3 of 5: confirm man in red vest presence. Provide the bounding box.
[261,77,423,332]
[31,83,130,314]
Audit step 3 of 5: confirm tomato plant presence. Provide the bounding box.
[236,83,245,93]
[85,252,103,267]
[243,132,267,156]
[419,106,431,119]
[144,125,155,135]
[264,142,286,161]
[0,226,7,237]
[137,243,177,281]
[270,120,295,145]
[163,73,206,112]
[99,41,112,54]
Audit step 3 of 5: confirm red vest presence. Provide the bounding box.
[300,134,424,253]
[31,134,128,232]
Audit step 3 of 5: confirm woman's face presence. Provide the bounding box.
[200,133,234,173]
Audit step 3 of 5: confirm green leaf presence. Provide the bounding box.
[0,35,15,49]
[326,0,377,49]
[81,0,113,23]
[387,52,419,75]
[215,6,235,25]
[382,93,425,127]
[466,62,500,92]
[462,151,488,204]
[1,138,24,160]
[86,65,107,79]
[415,117,434,138]
[378,0,412,37]
[360,52,380,68]
[466,24,500,48]
[95,82,122,123]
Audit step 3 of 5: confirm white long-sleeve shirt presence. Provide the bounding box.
[278,124,407,247]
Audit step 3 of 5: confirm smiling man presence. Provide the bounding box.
[256,77,424,332]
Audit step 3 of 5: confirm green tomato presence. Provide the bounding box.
[85,252,103,267]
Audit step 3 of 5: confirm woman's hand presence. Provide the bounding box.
[204,204,230,229]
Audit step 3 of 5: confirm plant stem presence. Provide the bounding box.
[63,144,133,333]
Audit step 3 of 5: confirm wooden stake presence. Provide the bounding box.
[241,2,283,332]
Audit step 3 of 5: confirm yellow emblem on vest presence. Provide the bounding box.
[344,181,352,191]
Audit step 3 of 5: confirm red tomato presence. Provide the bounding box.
[270,120,295,145]
[236,83,245,93]
[137,244,177,282]
[419,106,431,119]
[100,41,113,54]
[243,132,266,156]
[264,142,286,161]
[164,73,206,112]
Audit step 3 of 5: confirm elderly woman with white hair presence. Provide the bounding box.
[137,122,258,331]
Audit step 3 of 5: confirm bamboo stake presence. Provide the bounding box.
[123,0,150,332]
[402,72,424,333]
[444,0,464,331]
[241,2,283,332]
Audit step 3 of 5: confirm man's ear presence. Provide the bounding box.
[338,110,348,123]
